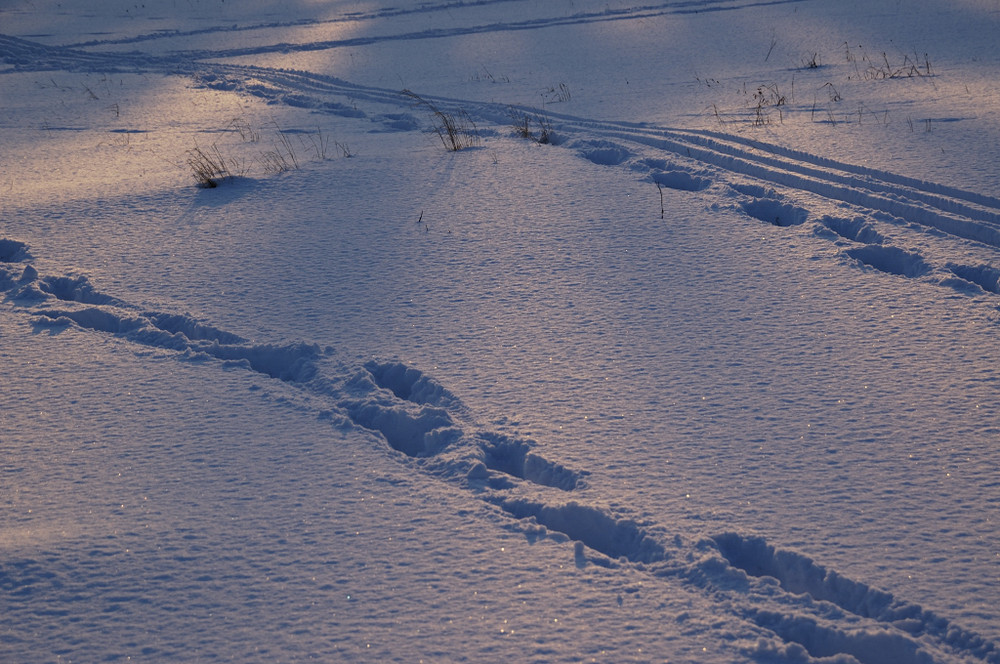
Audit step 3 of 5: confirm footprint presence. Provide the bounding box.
[945,263,1000,294]
[38,275,125,307]
[718,532,1000,662]
[742,198,809,227]
[818,215,886,244]
[474,432,584,491]
[714,532,895,615]
[0,240,32,291]
[0,238,29,263]
[845,245,931,278]
[494,497,666,564]
[363,360,458,408]
[345,400,460,458]
[750,609,936,664]
[573,139,631,166]
[146,312,248,345]
[652,169,711,192]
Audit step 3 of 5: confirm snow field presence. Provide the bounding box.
[3,0,1000,661]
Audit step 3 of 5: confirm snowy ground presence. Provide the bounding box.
[3,1,1000,662]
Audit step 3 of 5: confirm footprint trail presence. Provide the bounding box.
[2,242,996,663]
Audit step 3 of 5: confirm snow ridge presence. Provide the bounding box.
[3,238,998,663]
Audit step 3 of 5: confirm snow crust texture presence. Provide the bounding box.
[2,241,998,664]
[4,0,1000,661]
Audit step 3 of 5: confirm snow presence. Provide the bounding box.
[2,0,1000,662]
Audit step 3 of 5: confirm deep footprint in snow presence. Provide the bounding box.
[345,399,461,458]
[363,360,459,408]
[573,138,631,166]
[945,263,1000,295]
[651,169,712,192]
[715,533,1000,664]
[495,497,665,564]
[817,215,886,245]
[741,198,809,227]
[0,238,30,263]
[355,362,586,491]
[473,432,584,491]
[37,275,126,307]
[0,239,31,291]
[845,245,931,279]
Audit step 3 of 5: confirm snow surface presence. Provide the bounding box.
[3,1,1000,662]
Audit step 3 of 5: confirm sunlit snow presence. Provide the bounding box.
[2,1,1000,662]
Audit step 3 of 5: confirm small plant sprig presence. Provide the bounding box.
[844,43,933,80]
[334,141,352,158]
[751,82,788,126]
[540,82,571,105]
[186,144,234,188]
[186,119,350,187]
[402,89,480,151]
[301,126,330,160]
[509,108,553,144]
[228,116,260,143]
[258,124,300,174]
[469,66,510,83]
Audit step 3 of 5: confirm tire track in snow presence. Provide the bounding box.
[62,0,534,49]
[0,34,162,73]
[2,243,998,663]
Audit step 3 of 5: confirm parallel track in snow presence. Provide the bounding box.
[58,0,807,52]
[555,117,1000,245]
[4,27,1000,285]
[187,60,1000,254]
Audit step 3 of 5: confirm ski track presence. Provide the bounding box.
[55,0,807,54]
[6,24,999,298]
[5,14,1000,659]
[2,241,999,663]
